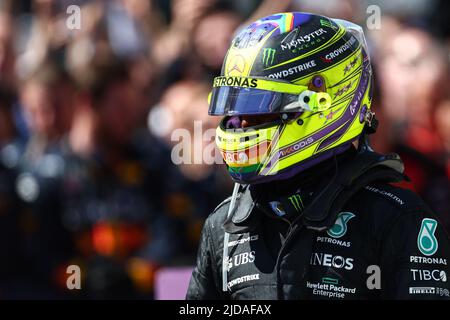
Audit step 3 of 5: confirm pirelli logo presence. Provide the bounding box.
[409,287,435,294]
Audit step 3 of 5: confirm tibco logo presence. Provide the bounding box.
[411,269,447,282]
[310,253,354,270]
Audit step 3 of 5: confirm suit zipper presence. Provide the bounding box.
[275,215,304,300]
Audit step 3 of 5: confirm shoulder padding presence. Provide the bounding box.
[212,196,232,214]
[362,182,427,213]
[206,196,234,228]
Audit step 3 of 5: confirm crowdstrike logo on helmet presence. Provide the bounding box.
[267,59,317,79]
[321,36,358,62]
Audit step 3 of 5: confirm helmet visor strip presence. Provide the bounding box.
[208,76,331,116]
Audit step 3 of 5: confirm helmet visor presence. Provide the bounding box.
[209,86,299,116]
[208,76,311,116]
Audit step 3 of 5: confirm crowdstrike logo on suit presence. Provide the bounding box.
[227,274,260,289]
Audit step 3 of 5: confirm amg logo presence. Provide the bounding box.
[228,235,259,247]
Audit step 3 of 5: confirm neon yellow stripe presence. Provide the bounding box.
[259,125,285,172]
[313,110,363,154]
[264,121,349,175]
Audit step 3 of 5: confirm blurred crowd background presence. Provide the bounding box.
[0,0,448,299]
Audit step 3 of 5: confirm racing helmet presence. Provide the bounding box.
[208,12,375,184]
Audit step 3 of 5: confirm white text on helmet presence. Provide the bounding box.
[267,60,317,79]
[281,28,327,51]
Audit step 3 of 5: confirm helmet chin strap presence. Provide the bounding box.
[358,134,374,153]
[222,182,241,292]
[357,111,378,152]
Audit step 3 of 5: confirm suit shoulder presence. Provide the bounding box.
[204,196,232,229]
[360,182,428,214]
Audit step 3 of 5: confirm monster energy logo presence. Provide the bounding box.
[288,194,304,211]
[418,218,439,256]
[262,48,276,67]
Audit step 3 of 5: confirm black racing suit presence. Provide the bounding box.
[186,150,450,299]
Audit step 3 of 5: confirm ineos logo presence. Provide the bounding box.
[310,253,354,270]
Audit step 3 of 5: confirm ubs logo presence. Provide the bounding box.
[227,251,255,271]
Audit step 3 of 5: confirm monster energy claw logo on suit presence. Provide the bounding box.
[288,194,304,211]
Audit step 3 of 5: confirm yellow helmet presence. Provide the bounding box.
[208,12,375,184]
